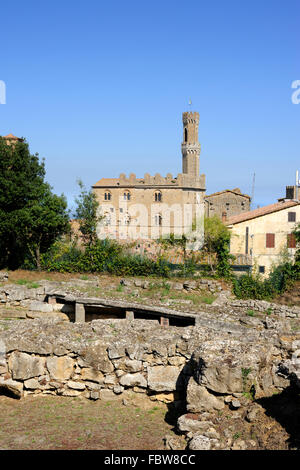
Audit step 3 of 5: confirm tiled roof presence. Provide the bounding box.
[4,133,22,140]
[226,200,300,225]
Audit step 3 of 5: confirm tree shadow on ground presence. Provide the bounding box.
[256,384,300,450]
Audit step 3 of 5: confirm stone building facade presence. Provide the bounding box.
[92,112,206,243]
[205,188,251,221]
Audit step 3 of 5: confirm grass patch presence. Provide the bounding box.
[15,279,40,289]
[200,294,216,305]
[246,309,255,317]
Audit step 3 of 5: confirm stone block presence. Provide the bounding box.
[46,356,75,381]
[9,352,45,380]
[147,365,181,392]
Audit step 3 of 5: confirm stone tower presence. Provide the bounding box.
[181,111,201,178]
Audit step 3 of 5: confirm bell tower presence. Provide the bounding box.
[181,111,201,178]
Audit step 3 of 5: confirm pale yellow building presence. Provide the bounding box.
[92,111,205,243]
[226,200,300,275]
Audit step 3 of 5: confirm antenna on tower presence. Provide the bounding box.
[251,172,256,210]
[296,170,300,201]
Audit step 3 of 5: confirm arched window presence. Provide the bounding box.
[184,128,188,142]
[154,191,162,202]
[104,191,111,201]
[123,191,131,201]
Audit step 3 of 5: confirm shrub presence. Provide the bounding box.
[40,239,170,277]
[232,274,275,300]
[232,260,299,300]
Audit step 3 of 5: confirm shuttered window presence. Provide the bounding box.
[287,233,296,249]
[288,212,296,222]
[266,233,275,248]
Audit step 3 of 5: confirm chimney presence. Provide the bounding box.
[286,186,296,200]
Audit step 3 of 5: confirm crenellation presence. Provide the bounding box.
[92,111,206,240]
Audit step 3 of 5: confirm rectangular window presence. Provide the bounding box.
[266,233,275,248]
[287,233,296,248]
[245,227,249,254]
[288,212,296,222]
[259,266,265,274]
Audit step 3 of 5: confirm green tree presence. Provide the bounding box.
[203,215,234,278]
[0,137,70,269]
[74,180,103,246]
[19,185,70,270]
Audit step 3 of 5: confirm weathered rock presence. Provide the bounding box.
[103,374,118,385]
[80,368,104,383]
[119,373,147,388]
[0,377,23,398]
[113,385,124,395]
[152,392,178,403]
[171,282,184,291]
[246,405,261,422]
[46,356,75,381]
[230,399,241,409]
[191,340,264,394]
[186,379,225,412]
[189,434,212,450]
[147,365,181,392]
[79,344,114,373]
[6,287,26,302]
[168,356,186,367]
[9,352,45,380]
[29,301,53,313]
[24,378,40,389]
[164,434,186,450]
[178,414,214,433]
[67,380,86,390]
[0,271,8,282]
[90,390,100,400]
[62,389,82,397]
[26,311,69,321]
[107,344,126,360]
[183,281,197,291]
[125,359,143,372]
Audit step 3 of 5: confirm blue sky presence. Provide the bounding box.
[1,0,299,212]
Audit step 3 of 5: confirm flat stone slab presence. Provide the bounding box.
[47,291,197,322]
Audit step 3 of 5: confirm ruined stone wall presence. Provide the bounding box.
[0,314,294,403]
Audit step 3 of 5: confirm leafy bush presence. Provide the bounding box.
[232,274,276,300]
[40,239,170,277]
[233,261,300,300]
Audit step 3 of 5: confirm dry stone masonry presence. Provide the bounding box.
[0,275,300,450]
